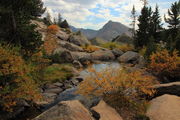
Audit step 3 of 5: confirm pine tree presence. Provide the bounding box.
[145,36,157,58]
[135,6,152,48]
[165,0,180,51]
[0,0,45,57]
[175,31,180,51]
[165,1,180,30]
[57,13,62,27]
[130,5,137,41]
[60,20,69,28]
[150,5,162,42]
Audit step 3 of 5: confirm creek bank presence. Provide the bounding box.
[40,62,121,107]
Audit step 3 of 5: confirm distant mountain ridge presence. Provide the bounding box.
[71,20,131,41]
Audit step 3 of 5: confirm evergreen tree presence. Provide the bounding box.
[150,5,162,42]
[130,5,137,41]
[175,31,180,51]
[165,1,180,30]
[57,13,62,27]
[135,6,152,48]
[165,0,180,51]
[145,36,157,58]
[60,20,69,28]
[0,0,45,57]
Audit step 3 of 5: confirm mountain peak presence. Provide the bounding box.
[71,20,131,41]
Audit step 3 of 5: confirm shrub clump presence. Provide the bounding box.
[44,25,59,55]
[0,46,41,112]
[148,49,180,82]
[77,67,156,118]
[47,25,59,34]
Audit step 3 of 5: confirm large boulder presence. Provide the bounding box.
[73,60,83,69]
[153,82,180,97]
[118,51,140,63]
[59,51,91,64]
[146,94,180,120]
[57,40,84,52]
[33,100,94,120]
[56,30,69,41]
[68,34,91,46]
[92,100,123,120]
[112,48,124,58]
[60,50,75,63]
[31,20,47,41]
[73,52,92,65]
[91,50,115,61]
[55,50,116,64]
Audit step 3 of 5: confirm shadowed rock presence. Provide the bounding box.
[33,100,94,120]
[153,82,180,97]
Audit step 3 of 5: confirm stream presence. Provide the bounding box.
[43,62,121,110]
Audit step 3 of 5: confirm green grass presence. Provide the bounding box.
[39,64,74,85]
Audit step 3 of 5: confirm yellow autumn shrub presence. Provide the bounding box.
[149,49,180,81]
[77,67,155,97]
[0,45,41,112]
[43,32,58,55]
[77,67,156,114]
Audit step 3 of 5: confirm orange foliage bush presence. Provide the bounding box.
[31,51,51,70]
[149,49,180,81]
[47,24,59,34]
[77,67,156,113]
[77,68,155,98]
[0,46,41,112]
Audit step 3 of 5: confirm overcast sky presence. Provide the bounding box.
[42,0,177,30]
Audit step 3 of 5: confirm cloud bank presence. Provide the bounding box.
[42,0,175,30]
